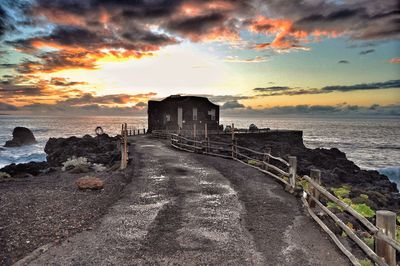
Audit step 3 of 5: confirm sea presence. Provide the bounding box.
[0,115,399,188]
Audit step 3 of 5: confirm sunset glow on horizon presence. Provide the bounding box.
[0,0,399,116]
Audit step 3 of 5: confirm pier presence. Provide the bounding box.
[24,135,349,265]
[16,126,399,266]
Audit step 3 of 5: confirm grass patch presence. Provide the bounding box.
[298,179,309,191]
[363,237,374,249]
[352,203,375,218]
[329,186,375,218]
[358,259,373,266]
[0,172,11,179]
[332,185,351,198]
[247,159,261,167]
[360,194,369,200]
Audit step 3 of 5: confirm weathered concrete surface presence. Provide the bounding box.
[27,136,350,265]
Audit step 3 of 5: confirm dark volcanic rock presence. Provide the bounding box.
[4,127,37,147]
[0,161,48,178]
[44,134,120,167]
[210,131,399,212]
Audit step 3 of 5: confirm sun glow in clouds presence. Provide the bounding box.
[47,44,230,97]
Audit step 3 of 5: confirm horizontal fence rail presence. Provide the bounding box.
[152,123,399,266]
[301,173,399,266]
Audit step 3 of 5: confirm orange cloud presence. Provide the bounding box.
[388,58,400,64]
[250,16,340,51]
[34,8,87,27]
[179,1,235,17]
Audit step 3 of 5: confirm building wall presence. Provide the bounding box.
[148,97,220,132]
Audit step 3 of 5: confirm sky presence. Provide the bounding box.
[0,0,399,116]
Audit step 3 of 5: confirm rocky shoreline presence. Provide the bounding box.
[1,130,398,212]
[210,131,399,213]
[0,133,127,265]
[1,134,121,178]
[0,129,398,264]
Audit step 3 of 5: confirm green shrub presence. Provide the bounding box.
[352,203,375,218]
[363,237,374,249]
[332,185,351,198]
[327,201,343,211]
[358,259,373,266]
[360,194,369,200]
[62,156,89,171]
[298,179,309,191]
[247,159,260,167]
[342,198,352,206]
[0,172,11,179]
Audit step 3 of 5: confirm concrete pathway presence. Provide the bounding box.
[28,136,350,265]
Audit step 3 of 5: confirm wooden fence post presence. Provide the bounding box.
[376,210,396,266]
[308,169,321,208]
[204,123,208,153]
[193,123,196,139]
[120,123,128,170]
[263,148,271,170]
[231,123,235,158]
[288,156,297,191]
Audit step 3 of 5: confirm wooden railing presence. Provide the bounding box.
[150,130,171,139]
[301,171,399,266]
[120,123,128,169]
[170,132,297,192]
[150,125,272,139]
[167,129,399,266]
[127,127,147,136]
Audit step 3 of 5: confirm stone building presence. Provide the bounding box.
[148,95,220,133]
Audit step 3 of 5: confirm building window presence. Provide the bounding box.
[208,109,215,120]
[193,107,197,121]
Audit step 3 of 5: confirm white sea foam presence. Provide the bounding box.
[378,166,400,188]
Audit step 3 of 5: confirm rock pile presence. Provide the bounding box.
[45,134,120,167]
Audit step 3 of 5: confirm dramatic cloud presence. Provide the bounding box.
[0,0,398,114]
[50,77,88,87]
[388,58,400,63]
[174,94,253,104]
[0,75,92,106]
[224,55,268,63]
[19,102,148,116]
[222,104,400,117]
[254,86,292,92]
[0,102,18,111]
[359,49,375,55]
[255,80,400,96]
[0,90,157,115]
[61,92,157,106]
[222,100,245,109]
[0,63,17,69]
[322,80,400,92]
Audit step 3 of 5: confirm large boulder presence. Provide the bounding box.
[75,176,104,190]
[45,134,120,167]
[4,127,37,147]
